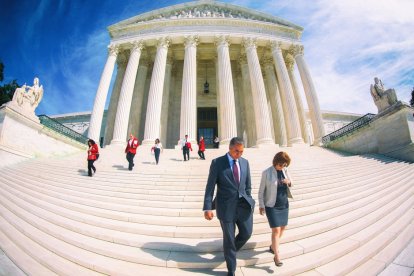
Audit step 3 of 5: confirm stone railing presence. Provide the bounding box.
[38,115,89,145]
[322,113,376,144]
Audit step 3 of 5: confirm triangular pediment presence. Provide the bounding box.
[110,0,303,32]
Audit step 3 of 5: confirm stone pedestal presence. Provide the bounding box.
[326,102,414,162]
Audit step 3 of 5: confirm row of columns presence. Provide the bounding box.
[88,37,325,147]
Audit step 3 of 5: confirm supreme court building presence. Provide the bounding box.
[87,0,326,148]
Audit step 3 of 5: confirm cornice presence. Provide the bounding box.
[110,18,301,42]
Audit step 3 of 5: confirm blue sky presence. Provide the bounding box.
[1,0,413,116]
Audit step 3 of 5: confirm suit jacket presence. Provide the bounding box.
[203,154,255,222]
[125,138,139,154]
[258,166,294,208]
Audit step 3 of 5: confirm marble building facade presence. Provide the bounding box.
[88,0,326,148]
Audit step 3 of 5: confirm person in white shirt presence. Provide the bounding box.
[152,138,163,165]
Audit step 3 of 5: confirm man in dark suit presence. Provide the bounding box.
[203,137,255,276]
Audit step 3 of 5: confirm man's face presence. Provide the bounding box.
[130,134,133,139]
[229,144,244,160]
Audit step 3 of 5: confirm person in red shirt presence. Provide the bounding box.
[198,136,206,160]
[125,134,139,170]
[87,139,99,177]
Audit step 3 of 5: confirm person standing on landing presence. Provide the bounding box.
[203,137,255,276]
[125,134,139,170]
[87,139,99,177]
[258,151,293,267]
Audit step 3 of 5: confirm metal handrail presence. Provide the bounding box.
[38,114,89,144]
[322,113,375,144]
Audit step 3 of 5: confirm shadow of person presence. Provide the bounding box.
[112,165,129,170]
[77,169,88,176]
[142,240,264,275]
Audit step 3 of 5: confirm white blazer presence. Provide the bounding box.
[258,166,294,208]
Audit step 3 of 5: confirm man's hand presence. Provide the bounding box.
[204,210,214,220]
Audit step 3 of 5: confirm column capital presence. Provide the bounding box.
[157,37,171,49]
[283,53,296,72]
[215,35,230,47]
[108,44,119,56]
[130,40,145,52]
[289,44,304,57]
[243,37,257,50]
[184,35,199,47]
[270,40,282,52]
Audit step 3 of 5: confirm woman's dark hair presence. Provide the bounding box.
[155,138,160,143]
[272,151,291,167]
[88,139,96,145]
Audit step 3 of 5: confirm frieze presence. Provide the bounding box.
[111,18,301,41]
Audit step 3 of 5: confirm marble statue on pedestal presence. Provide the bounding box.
[370,77,398,113]
[10,77,43,113]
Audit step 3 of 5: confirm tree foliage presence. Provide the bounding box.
[410,87,414,107]
[0,61,21,106]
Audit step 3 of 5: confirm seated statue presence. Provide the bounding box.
[11,77,43,111]
[370,77,398,113]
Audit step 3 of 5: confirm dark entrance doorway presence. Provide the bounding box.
[197,107,218,148]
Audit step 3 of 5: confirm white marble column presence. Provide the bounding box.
[263,59,288,147]
[104,52,127,146]
[127,56,149,139]
[285,52,310,144]
[215,35,238,145]
[160,55,173,146]
[142,38,170,145]
[292,45,325,145]
[179,35,198,143]
[111,41,144,144]
[239,54,256,147]
[270,41,304,145]
[243,38,274,146]
[88,44,119,142]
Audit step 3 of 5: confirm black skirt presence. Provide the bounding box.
[265,170,289,228]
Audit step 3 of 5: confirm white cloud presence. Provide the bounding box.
[228,0,414,114]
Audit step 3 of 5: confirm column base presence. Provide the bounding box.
[255,137,275,147]
[141,139,156,146]
[312,137,323,147]
[287,137,305,146]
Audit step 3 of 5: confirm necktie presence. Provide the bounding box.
[233,159,239,186]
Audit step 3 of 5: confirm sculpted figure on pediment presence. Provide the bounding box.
[370,77,398,113]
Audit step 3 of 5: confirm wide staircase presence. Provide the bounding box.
[0,145,413,275]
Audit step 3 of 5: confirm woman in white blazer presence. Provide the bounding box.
[258,151,293,267]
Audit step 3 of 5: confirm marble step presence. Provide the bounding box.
[1,163,410,222]
[0,183,411,271]
[239,207,414,276]
[347,222,414,276]
[0,171,411,256]
[0,228,55,276]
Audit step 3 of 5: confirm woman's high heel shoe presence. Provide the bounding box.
[274,256,283,267]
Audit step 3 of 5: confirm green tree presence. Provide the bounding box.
[0,61,21,106]
[410,87,414,107]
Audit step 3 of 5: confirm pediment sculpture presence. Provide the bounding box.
[9,77,43,114]
[370,77,398,113]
